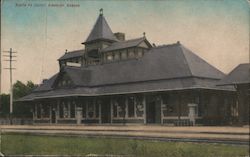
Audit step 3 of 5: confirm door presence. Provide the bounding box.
[76,107,82,125]
[146,102,156,123]
[101,99,111,123]
[146,95,161,124]
[51,110,56,124]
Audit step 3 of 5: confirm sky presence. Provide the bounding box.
[1,0,249,93]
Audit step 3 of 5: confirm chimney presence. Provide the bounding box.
[114,32,125,41]
[42,79,48,84]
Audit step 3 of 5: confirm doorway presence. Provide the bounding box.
[101,99,111,123]
[51,110,56,124]
[146,96,161,124]
[76,107,82,125]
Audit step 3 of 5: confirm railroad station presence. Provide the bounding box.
[18,10,245,126]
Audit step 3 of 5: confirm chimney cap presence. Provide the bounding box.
[99,8,103,15]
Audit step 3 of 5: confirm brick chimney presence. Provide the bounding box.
[114,32,125,41]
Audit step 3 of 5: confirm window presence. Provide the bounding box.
[128,49,135,59]
[43,104,50,118]
[37,104,41,118]
[70,101,75,118]
[87,100,95,118]
[121,50,127,60]
[95,101,99,118]
[63,102,69,118]
[113,97,126,118]
[162,94,176,117]
[128,96,135,117]
[59,103,64,118]
[137,48,143,58]
[82,104,86,118]
[106,52,113,61]
[114,52,120,61]
[135,95,144,117]
[113,103,117,117]
[57,74,73,88]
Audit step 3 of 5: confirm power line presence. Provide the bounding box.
[3,48,17,120]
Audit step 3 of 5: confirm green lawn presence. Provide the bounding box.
[1,133,249,157]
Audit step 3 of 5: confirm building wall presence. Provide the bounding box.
[237,84,250,125]
[32,90,236,125]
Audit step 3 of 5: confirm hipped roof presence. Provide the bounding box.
[58,49,84,61]
[218,63,250,85]
[19,43,233,102]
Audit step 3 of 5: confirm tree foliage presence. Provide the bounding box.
[0,80,37,117]
[0,94,10,116]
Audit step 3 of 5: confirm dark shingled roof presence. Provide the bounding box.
[33,73,59,92]
[101,37,151,52]
[218,63,250,85]
[19,43,233,101]
[58,49,84,61]
[84,14,117,44]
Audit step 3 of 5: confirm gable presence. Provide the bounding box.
[138,41,149,48]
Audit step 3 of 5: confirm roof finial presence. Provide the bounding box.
[143,32,146,37]
[65,49,68,54]
[99,8,103,15]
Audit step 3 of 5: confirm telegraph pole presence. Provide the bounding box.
[3,48,17,123]
[0,0,3,112]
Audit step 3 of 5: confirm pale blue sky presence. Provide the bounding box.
[1,0,249,93]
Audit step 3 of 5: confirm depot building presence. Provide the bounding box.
[19,10,239,126]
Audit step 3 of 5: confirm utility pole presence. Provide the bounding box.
[3,48,17,123]
[0,0,3,113]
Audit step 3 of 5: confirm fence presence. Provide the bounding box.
[0,118,33,125]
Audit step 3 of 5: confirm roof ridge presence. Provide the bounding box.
[153,43,179,49]
[180,44,225,79]
[178,45,194,77]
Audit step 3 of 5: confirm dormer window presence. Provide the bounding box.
[56,73,74,88]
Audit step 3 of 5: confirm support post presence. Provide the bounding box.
[143,94,146,124]
[49,103,52,124]
[160,95,163,125]
[99,100,101,124]
[111,97,113,124]
[55,99,60,124]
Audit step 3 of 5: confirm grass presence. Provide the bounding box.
[1,133,249,157]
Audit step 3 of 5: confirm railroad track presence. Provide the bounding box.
[2,128,249,146]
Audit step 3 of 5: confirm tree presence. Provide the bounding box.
[0,80,37,117]
[13,80,36,100]
[0,94,10,117]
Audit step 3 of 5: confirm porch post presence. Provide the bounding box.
[143,94,146,124]
[49,102,52,124]
[160,95,163,125]
[125,96,128,118]
[99,99,101,124]
[34,103,37,121]
[111,97,113,124]
[56,99,59,123]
